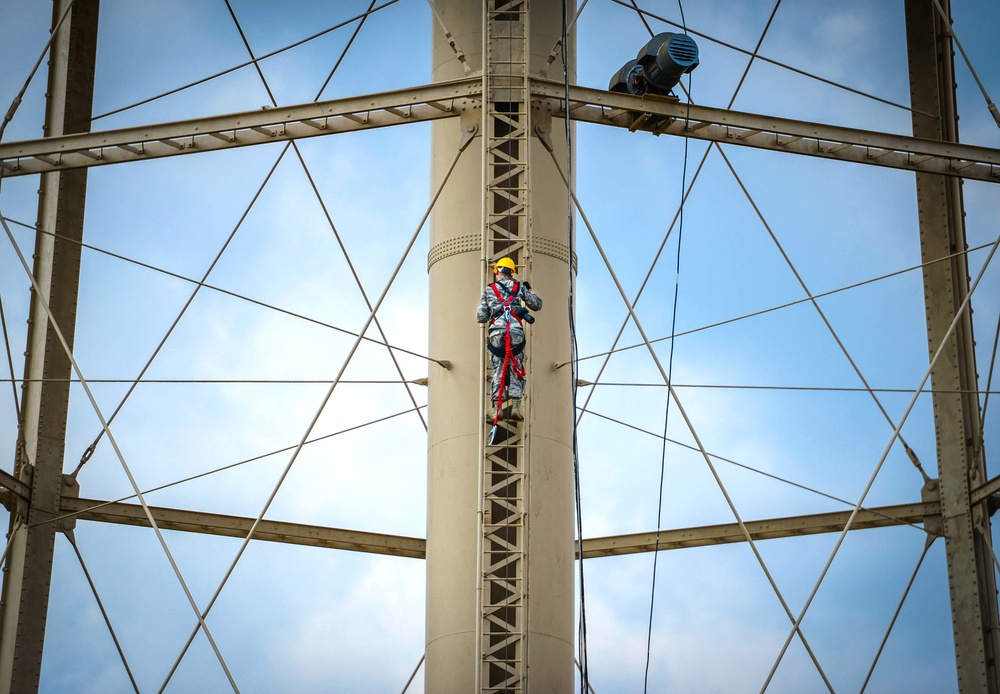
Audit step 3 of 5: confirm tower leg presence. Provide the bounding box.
[0,2,99,692]
[905,1,1000,691]
[426,1,577,690]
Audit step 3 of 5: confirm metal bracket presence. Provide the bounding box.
[533,105,554,152]
[59,474,79,533]
[922,478,943,539]
[459,109,479,150]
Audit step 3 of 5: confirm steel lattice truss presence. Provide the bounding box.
[1,1,1000,692]
[2,79,997,182]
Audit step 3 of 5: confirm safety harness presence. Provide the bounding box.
[487,281,524,357]
[488,281,527,426]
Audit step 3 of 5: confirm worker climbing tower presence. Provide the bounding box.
[426,1,576,690]
[2,1,1000,691]
[479,2,533,689]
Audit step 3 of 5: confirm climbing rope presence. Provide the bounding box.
[490,306,526,431]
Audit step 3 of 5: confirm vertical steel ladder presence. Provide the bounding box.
[479,1,532,691]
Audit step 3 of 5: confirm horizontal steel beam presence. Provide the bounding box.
[580,501,938,558]
[0,78,480,177]
[534,80,1000,183]
[35,493,936,561]
[972,473,1000,506]
[58,496,426,559]
[2,79,999,183]
[0,467,29,503]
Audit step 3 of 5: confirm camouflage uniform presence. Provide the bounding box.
[477,275,543,402]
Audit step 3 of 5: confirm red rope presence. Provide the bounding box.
[491,320,525,426]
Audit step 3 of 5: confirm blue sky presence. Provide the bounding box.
[1,1,999,692]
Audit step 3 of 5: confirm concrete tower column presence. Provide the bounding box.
[426,1,576,690]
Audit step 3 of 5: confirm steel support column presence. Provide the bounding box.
[477,3,534,690]
[0,1,99,691]
[905,1,1000,691]
[426,2,575,691]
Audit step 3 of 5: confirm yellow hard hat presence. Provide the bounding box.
[494,257,516,274]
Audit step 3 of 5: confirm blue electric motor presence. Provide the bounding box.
[609,32,699,96]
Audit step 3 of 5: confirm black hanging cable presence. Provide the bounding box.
[561,1,590,690]
[643,3,692,690]
[675,0,687,31]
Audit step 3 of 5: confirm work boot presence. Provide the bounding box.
[486,401,501,423]
[509,398,523,421]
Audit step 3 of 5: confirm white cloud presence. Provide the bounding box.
[3,1,998,692]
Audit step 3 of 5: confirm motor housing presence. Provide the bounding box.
[609,32,699,96]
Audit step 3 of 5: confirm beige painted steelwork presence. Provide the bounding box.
[0,1,998,691]
[904,0,1000,689]
[476,3,533,688]
[426,1,575,690]
[0,469,947,561]
[5,79,999,182]
[0,2,99,691]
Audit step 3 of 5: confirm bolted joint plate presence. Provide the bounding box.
[59,474,79,532]
[922,478,943,538]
